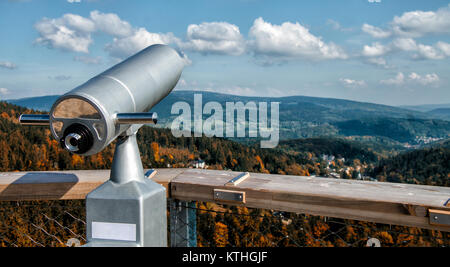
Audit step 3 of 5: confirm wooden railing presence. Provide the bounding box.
[1,168,449,232]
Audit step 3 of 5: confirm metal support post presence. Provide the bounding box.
[84,134,167,247]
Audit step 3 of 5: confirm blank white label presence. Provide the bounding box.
[92,222,136,242]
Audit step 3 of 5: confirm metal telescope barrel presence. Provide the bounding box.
[18,44,185,155]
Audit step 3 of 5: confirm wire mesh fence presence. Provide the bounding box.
[0,200,86,247]
[171,200,450,248]
[0,199,449,247]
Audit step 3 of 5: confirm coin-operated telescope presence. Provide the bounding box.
[20,44,185,247]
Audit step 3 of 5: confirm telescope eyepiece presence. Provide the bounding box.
[61,124,94,154]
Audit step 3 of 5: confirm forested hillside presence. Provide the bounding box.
[0,101,316,176]
[372,145,450,187]
[278,137,379,163]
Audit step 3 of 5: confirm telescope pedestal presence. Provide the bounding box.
[84,134,167,247]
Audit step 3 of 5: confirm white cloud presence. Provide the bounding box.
[362,24,391,38]
[408,72,440,85]
[34,14,95,53]
[368,0,381,3]
[67,0,81,3]
[414,44,444,60]
[361,5,450,47]
[179,22,245,56]
[391,38,417,51]
[392,38,447,60]
[34,11,181,61]
[362,42,390,57]
[327,19,353,32]
[0,61,17,69]
[248,17,347,62]
[339,78,366,88]
[360,38,450,61]
[381,72,440,86]
[0,88,10,95]
[436,41,450,56]
[105,28,178,59]
[391,5,450,37]
[380,72,405,85]
[365,57,390,68]
[90,10,133,38]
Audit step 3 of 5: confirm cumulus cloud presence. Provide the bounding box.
[365,57,390,68]
[414,44,444,60]
[392,38,448,60]
[0,88,10,95]
[391,38,417,51]
[89,10,133,37]
[0,61,17,69]
[105,30,191,64]
[179,22,245,56]
[361,5,450,43]
[361,37,450,61]
[435,41,450,57]
[381,72,439,86]
[34,10,180,61]
[34,14,95,53]
[408,72,440,85]
[362,24,391,38]
[67,0,81,3]
[368,0,381,3]
[34,12,355,66]
[248,17,347,62]
[361,42,390,57]
[327,19,353,32]
[105,28,178,59]
[391,5,450,38]
[339,78,366,88]
[380,72,405,85]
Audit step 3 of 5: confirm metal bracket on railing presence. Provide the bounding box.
[144,169,157,179]
[444,198,450,207]
[214,189,246,204]
[429,209,450,227]
[225,172,250,186]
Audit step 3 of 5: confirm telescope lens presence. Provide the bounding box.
[61,124,94,154]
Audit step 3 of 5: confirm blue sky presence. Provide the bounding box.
[0,0,449,106]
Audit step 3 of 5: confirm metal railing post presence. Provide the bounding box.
[170,200,197,247]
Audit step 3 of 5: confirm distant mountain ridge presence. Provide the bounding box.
[6,90,450,144]
[400,103,450,113]
[426,108,450,121]
[6,95,59,112]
